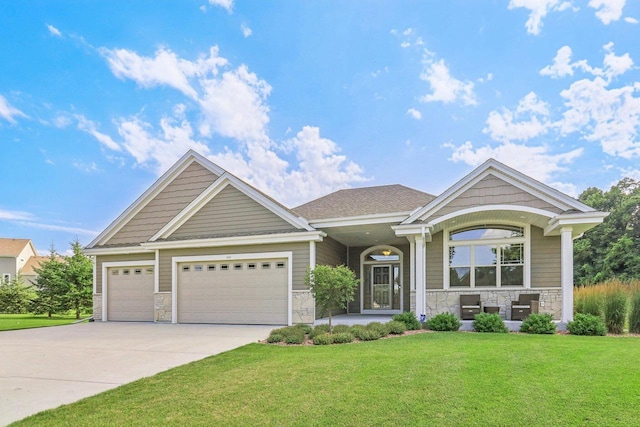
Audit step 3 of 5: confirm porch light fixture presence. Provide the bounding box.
[382,249,392,257]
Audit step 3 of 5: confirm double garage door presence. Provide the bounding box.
[106,257,288,325]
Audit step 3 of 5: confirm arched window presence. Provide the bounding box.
[447,225,525,288]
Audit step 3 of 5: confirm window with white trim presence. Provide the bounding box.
[447,225,525,288]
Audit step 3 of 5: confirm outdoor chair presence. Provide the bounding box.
[511,293,540,321]
[460,294,482,320]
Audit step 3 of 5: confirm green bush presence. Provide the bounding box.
[332,324,352,334]
[386,320,407,335]
[392,311,422,330]
[425,313,462,331]
[266,333,284,343]
[294,324,313,335]
[519,313,556,334]
[354,328,381,341]
[629,290,640,334]
[331,332,355,344]
[604,289,627,334]
[567,313,607,336]
[312,333,332,345]
[309,324,331,339]
[366,322,390,338]
[284,333,305,344]
[472,313,509,333]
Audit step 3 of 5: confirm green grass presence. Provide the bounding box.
[0,314,85,331]
[14,333,640,426]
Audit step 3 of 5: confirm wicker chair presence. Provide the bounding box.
[460,294,482,320]
[511,293,540,321]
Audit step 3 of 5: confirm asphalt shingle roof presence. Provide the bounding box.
[292,184,436,220]
[0,239,32,257]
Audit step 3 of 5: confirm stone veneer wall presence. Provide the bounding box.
[154,292,172,322]
[93,294,102,320]
[425,289,563,320]
[292,290,314,324]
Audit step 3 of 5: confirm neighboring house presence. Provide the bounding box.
[84,150,608,325]
[0,238,38,284]
[20,256,51,285]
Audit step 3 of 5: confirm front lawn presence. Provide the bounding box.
[14,332,640,426]
[0,314,85,331]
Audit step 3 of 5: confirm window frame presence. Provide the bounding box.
[443,223,530,289]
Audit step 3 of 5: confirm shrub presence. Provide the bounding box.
[331,332,355,344]
[366,322,390,338]
[392,311,422,330]
[309,324,331,339]
[312,333,332,345]
[629,289,640,334]
[332,324,352,334]
[425,313,462,331]
[574,285,603,316]
[472,313,509,333]
[266,333,284,343]
[604,287,627,334]
[567,313,606,336]
[520,313,556,334]
[294,324,313,335]
[284,333,305,344]
[386,320,407,335]
[354,328,381,341]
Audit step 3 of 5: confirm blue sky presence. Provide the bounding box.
[1,1,639,254]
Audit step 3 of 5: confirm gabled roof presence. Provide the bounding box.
[88,150,313,249]
[293,185,436,221]
[402,158,596,225]
[0,238,35,257]
[20,256,51,276]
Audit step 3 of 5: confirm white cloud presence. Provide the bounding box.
[447,140,583,194]
[75,115,121,151]
[540,43,633,83]
[14,221,99,236]
[208,0,233,12]
[588,0,625,24]
[0,208,34,221]
[420,51,477,106]
[46,24,62,37]
[241,23,252,38]
[0,94,27,123]
[539,45,575,78]
[72,161,99,173]
[625,17,638,24]
[406,108,422,120]
[508,0,574,35]
[484,92,552,143]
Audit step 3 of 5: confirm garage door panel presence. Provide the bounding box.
[177,258,288,325]
[107,267,154,322]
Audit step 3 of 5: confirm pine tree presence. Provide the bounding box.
[64,238,93,319]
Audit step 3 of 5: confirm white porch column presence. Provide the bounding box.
[561,226,574,323]
[415,235,425,318]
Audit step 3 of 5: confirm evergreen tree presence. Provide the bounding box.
[0,275,36,313]
[64,238,93,319]
[32,245,67,317]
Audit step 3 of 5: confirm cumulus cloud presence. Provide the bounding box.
[0,95,27,123]
[406,108,422,120]
[484,92,552,143]
[446,140,583,195]
[540,43,633,83]
[420,51,477,106]
[46,24,62,37]
[208,0,233,12]
[508,0,574,35]
[588,0,626,24]
[85,44,367,205]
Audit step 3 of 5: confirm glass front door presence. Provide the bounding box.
[372,265,392,309]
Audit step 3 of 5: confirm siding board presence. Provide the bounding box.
[95,253,156,293]
[316,237,347,267]
[107,162,217,245]
[426,231,444,289]
[531,226,561,288]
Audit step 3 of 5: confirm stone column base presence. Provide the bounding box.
[292,290,314,324]
[154,292,172,322]
[92,294,102,321]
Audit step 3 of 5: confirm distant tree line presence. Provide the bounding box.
[575,178,640,285]
[0,239,93,318]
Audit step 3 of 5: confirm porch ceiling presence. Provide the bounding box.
[318,223,408,247]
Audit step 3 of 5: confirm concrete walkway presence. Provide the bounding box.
[0,321,274,426]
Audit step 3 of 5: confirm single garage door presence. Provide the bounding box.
[107,266,154,321]
[177,258,288,325]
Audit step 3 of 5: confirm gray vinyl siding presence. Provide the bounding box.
[530,226,561,288]
[107,161,218,245]
[426,174,564,222]
[426,231,444,289]
[170,185,298,239]
[95,253,156,293]
[158,242,310,292]
[316,237,347,267]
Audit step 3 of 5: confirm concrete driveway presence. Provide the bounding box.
[0,321,275,425]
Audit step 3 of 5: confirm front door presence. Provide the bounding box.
[372,265,392,309]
